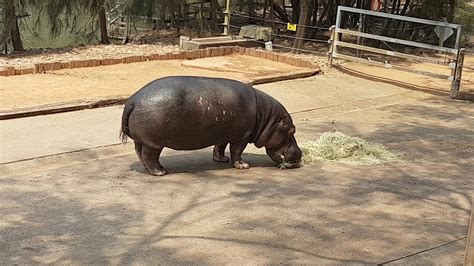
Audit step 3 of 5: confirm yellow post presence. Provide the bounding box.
[223,0,231,36]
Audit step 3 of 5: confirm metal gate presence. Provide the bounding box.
[328,6,466,99]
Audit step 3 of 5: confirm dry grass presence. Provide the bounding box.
[300,131,398,165]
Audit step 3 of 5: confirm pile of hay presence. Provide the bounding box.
[300,131,398,165]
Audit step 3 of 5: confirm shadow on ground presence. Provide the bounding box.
[1,96,473,264]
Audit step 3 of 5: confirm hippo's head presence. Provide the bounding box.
[266,134,302,168]
[256,114,302,168]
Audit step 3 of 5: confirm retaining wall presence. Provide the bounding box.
[0,46,319,77]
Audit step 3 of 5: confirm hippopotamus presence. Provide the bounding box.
[120,76,302,176]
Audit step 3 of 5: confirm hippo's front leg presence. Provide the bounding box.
[213,143,230,163]
[141,145,167,176]
[230,140,250,170]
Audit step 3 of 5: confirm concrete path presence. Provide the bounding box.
[0,106,123,163]
[1,72,409,163]
[1,71,473,264]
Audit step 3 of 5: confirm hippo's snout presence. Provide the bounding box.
[268,137,302,169]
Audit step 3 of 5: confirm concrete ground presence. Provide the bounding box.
[1,71,473,264]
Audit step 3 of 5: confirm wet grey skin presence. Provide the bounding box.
[121,76,302,176]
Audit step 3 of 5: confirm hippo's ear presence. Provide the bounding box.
[281,114,295,133]
[282,114,290,124]
[288,126,296,135]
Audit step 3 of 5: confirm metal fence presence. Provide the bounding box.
[219,0,331,54]
[328,6,466,98]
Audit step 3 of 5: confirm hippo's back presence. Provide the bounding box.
[125,76,258,150]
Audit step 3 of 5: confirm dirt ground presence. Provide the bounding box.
[0,55,311,111]
[0,48,473,264]
[335,54,474,96]
[1,71,473,264]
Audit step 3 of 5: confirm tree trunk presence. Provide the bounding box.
[182,0,188,28]
[210,0,216,31]
[271,2,290,22]
[198,0,204,37]
[99,7,110,45]
[12,17,24,51]
[282,0,290,20]
[290,0,300,23]
[249,0,255,19]
[316,1,328,25]
[379,0,398,42]
[6,1,24,52]
[400,0,410,15]
[309,0,319,38]
[2,0,13,52]
[292,0,313,52]
[171,2,176,28]
[448,0,455,21]
[122,12,131,44]
[311,0,319,26]
[327,0,335,25]
[262,0,269,25]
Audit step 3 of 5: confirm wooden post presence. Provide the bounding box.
[450,48,465,99]
[328,26,336,68]
[223,0,231,35]
[465,195,474,266]
[356,13,363,57]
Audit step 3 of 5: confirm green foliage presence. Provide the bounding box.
[454,0,474,34]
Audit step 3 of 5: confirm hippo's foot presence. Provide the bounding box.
[149,169,168,176]
[140,145,167,176]
[233,160,250,170]
[213,143,229,163]
[213,155,230,163]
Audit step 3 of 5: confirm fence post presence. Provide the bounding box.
[356,13,363,57]
[328,26,336,68]
[450,48,465,99]
[334,6,341,56]
[223,0,231,36]
[328,6,341,68]
[465,195,474,266]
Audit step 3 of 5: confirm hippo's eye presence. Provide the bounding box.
[280,154,285,160]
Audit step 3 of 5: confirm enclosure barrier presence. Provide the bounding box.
[0,46,318,77]
[221,0,329,56]
[228,11,330,54]
[328,6,466,99]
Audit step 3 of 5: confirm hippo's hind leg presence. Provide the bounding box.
[230,140,250,170]
[134,142,145,165]
[213,143,230,163]
[141,145,167,176]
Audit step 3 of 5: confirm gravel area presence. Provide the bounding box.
[0,44,179,69]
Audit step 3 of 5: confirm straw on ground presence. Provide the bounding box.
[300,131,398,165]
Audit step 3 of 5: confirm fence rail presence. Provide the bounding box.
[225,6,330,54]
[329,6,466,99]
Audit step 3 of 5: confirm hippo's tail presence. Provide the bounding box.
[120,103,134,144]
